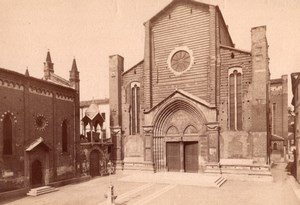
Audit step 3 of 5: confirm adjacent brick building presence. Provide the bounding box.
[0,51,80,192]
[109,0,271,173]
[291,72,300,182]
[269,75,288,162]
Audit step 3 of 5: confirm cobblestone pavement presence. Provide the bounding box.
[2,162,299,205]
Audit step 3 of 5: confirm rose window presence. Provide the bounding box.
[170,50,191,72]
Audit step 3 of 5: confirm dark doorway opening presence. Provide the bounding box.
[184,141,198,172]
[90,150,100,177]
[31,160,43,187]
[166,142,180,172]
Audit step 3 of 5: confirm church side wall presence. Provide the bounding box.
[0,70,77,192]
[219,47,257,160]
[55,98,76,180]
[0,80,25,192]
[122,62,145,163]
[219,47,252,131]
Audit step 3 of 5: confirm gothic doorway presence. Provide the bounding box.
[31,160,43,187]
[90,150,100,177]
[152,99,207,172]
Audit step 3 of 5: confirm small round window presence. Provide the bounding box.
[34,115,48,131]
[171,50,191,72]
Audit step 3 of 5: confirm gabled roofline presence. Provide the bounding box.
[220,45,251,55]
[26,137,51,151]
[0,67,75,92]
[216,6,234,47]
[122,60,144,76]
[80,98,109,108]
[47,73,71,87]
[271,134,285,141]
[145,0,211,25]
[82,113,104,123]
[270,78,283,84]
[144,89,215,114]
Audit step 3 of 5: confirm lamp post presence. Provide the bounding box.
[104,161,117,205]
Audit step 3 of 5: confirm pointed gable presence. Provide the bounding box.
[26,137,51,152]
[148,0,210,24]
[81,101,105,126]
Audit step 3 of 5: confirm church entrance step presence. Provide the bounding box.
[27,186,58,196]
[214,176,227,187]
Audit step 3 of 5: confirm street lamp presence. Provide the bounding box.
[104,161,117,205]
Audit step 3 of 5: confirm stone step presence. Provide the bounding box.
[206,165,270,171]
[27,186,58,196]
[205,168,272,176]
[214,177,227,187]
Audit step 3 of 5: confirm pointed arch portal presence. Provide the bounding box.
[152,99,207,172]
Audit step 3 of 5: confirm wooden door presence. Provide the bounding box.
[166,142,180,172]
[184,142,198,172]
[31,160,43,187]
[90,150,100,177]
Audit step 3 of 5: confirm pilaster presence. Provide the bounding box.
[110,126,123,171]
[143,125,155,171]
[205,122,220,163]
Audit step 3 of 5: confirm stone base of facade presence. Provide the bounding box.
[123,158,154,172]
[205,159,271,176]
[220,131,267,164]
[113,160,124,173]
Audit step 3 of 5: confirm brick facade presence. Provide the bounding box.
[0,52,80,192]
[291,72,300,182]
[109,0,271,173]
[270,75,288,162]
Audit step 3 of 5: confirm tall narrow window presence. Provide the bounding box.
[131,82,140,135]
[229,69,243,131]
[62,120,68,152]
[272,103,276,134]
[3,114,13,155]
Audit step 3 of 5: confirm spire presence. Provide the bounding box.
[69,57,79,91]
[25,67,30,77]
[46,50,52,62]
[71,58,78,71]
[44,50,54,79]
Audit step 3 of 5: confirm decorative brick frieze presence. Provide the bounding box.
[29,86,53,97]
[0,79,24,91]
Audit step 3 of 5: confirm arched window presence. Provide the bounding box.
[62,120,68,153]
[3,114,13,155]
[131,82,140,135]
[229,68,242,131]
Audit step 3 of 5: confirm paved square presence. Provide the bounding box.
[2,163,299,205]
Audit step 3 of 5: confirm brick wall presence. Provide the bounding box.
[0,68,78,192]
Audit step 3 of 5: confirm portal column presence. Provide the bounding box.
[205,122,220,163]
[143,125,155,172]
[111,126,123,172]
[180,140,184,172]
[45,153,50,185]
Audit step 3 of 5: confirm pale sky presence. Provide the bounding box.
[0,0,299,105]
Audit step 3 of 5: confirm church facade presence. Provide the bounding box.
[109,0,270,173]
[0,51,80,192]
